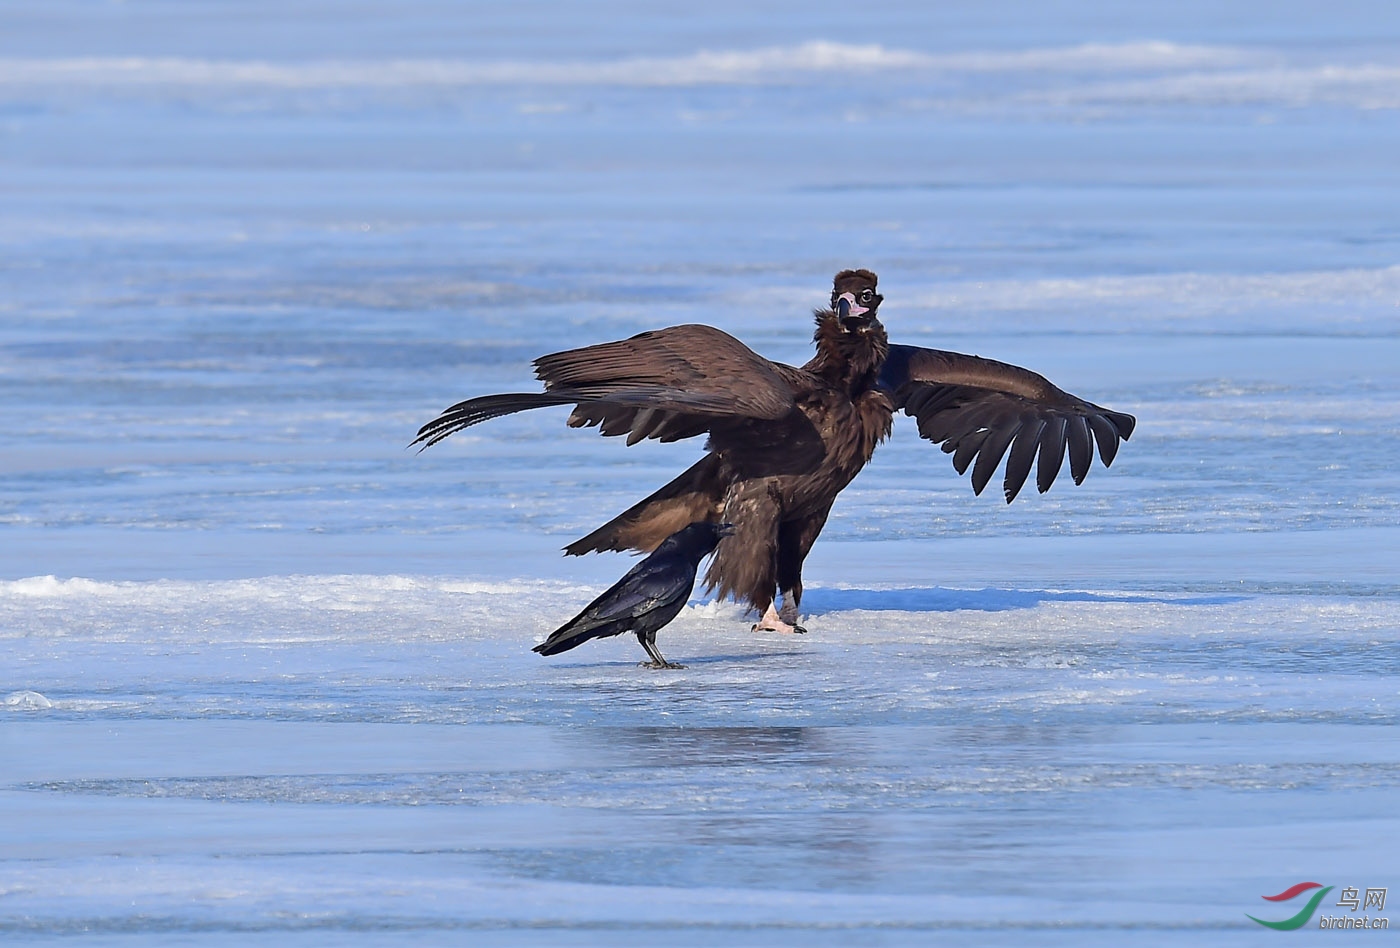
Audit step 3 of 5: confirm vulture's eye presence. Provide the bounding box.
[859,289,874,303]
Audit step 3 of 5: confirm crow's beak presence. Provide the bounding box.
[716,522,737,538]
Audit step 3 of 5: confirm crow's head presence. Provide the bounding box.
[661,521,735,559]
[830,269,882,334]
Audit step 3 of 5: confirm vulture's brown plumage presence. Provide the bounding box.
[416,270,1135,633]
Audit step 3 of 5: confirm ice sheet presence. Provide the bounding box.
[2,1,1398,943]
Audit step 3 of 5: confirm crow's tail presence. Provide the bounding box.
[532,620,602,656]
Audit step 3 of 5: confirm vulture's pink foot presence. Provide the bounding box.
[751,603,807,634]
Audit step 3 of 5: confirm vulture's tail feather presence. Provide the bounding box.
[565,454,725,556]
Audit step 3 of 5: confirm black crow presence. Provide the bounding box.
[533,521,734,668]
[420,270,1135,634]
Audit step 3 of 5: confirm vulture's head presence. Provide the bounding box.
[830,269,883,334]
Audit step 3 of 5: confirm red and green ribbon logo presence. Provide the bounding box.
[1248,882,1333,930]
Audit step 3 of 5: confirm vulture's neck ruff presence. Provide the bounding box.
[809,310,889,392]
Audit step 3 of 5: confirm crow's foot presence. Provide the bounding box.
[639,660,686,670]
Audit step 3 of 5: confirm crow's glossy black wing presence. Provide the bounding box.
[532,555,696,655]
[878,344,1136,503]
[569,556,694,632]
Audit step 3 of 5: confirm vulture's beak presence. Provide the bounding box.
[835,292,870,332]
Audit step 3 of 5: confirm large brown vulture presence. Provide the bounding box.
[416,270,1136,633]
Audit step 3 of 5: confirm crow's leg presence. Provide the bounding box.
[637,631,685,669]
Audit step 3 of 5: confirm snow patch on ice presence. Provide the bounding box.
[0,573,564,603]
[0,42,1250,91]
[5,575,115,598]
[905,265,1400,319]
[4,690,53,710]
[1032,63,1400,110]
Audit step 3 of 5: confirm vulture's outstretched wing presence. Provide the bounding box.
[414,325,821,466]
[878,344,1136,503]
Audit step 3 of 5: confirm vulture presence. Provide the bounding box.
[533,521,733,668]
[417,270,1135,634]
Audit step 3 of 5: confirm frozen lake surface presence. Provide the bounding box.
[2,1,1399,943]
